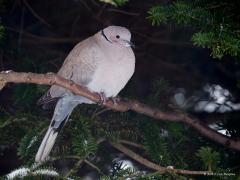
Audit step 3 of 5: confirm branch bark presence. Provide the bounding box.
[0,71,240,151]
[110,141,210,175]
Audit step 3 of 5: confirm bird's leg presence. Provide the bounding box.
[97,93,121,106]
[110,96,121,106]
[98,92,107,105]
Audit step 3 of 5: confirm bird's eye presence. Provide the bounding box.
[116,35,120,39]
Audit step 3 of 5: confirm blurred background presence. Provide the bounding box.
[0,0,240,179]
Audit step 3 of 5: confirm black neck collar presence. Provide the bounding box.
[101,30,112,43]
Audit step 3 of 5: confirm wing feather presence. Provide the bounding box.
[38,36,100,106]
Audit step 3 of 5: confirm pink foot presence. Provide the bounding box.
[111,96,121,106]
[98,92,107,105]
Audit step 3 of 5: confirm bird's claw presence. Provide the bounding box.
[98,92,107,105]
[110,96,120,106]
[97,93,120,106]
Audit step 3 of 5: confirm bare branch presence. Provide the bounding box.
[23,0,51,27]
[0,71,240,151]
[119,139,145,150]
[109,141,210,175]
[106,8,140,16]
[84,160,104,175]
[6,27,81,44]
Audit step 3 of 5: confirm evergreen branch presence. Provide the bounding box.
[64,159,83,178]
[0,117,29,129]
[109,141,210,175]
[55,139,106,177]
[1,71,240,151]
[5,166,61,179]
[91,108,110,120]
[50,155,81,161]
[84,160,105,175]
[147,2,240,60]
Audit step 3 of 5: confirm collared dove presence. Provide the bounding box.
[35,26,135,163]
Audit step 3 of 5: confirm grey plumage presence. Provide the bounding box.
[35,26,135,163]
[36,95,91,162]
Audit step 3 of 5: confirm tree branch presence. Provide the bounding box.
[109,141,210,175]
[64,159,83,178]
[119,139,145,150]
[0,71,240,151]
[84,160,104,175]
[23,0,51,27]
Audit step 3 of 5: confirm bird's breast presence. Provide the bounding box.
[87,49,135,97]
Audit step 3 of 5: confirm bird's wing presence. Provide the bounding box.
[37,90,59,108]
[37,37,100,106]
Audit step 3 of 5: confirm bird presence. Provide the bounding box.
[35,26,135,163]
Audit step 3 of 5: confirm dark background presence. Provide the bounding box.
[0,0,240,177]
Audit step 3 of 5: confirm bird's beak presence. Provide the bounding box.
[123,40,135,48]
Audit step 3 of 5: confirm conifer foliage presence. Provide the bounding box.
[148,0,240,59]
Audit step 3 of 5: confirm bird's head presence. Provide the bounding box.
[100,26,134,48]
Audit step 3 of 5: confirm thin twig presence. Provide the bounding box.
[119,139,145,150]
[0,50,4,71]
[90,0,100,7]
[133,31,193,47]
[51,155,81,162]
[0,117,29,128]
[97,137,106,144]
[79,0,92,11]
[109,141,210,176]
[84,160,104,175]
[96,3,107,18]
[18,7,25,51]
[23,0,51,27]
[64,159,83,178]
[106,8,140,16]
[70,15,81,36]
[91,108,110,120]
[6,27,82,44]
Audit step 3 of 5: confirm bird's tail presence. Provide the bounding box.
[35,95,93,163]
[35,126,59,163]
